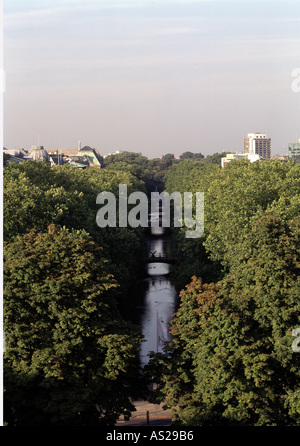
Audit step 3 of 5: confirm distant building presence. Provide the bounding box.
[288,141,300,162]
[4,144,103,168]
[272,154,289,162]
[47,151,65,166]
[3,148,31,163]
[47,148,79,157]
[46,145,102,168]
[30,145,50,163]
[4,146,51,164]
[244,133,271,159]
[103,150,142,158]
[221,152,261,168]
[104,150,125,158]
[63,155,91,169]
[77,146,102,167]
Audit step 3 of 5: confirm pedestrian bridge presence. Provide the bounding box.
[144,255,177,264]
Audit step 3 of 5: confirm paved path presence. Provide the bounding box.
[116,400,173,426]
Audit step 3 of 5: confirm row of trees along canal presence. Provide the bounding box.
[3,150,206,426]
[3,150,300,426]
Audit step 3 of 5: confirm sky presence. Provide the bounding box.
[3,0,300,158]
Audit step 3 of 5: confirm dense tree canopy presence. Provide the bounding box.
[4,152,300,426]
[103,151,169,193]
[4,225,143,425]
[3,160,147,425]
[3,161,147,299]
[179,151,204,160]
[146,159,300,426]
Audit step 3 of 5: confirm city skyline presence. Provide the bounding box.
[3,0,300,158]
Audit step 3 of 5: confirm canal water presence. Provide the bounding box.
[139,226,178,367]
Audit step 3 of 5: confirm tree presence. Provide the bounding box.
[3,161,147,307]
[4,225,143,425]
[203,160,300,266]
[164,160,222,288]
[179,151,204,160]
[3,152,11,166]
[103,151,173,193]
[202,151,231,164]
[147,160,300,426]
[144,278,221,424]
[197,215,300,426]
[146,215,300,425]
[169,230,222,292]
[3,160,145,242]
[165,159,300,273]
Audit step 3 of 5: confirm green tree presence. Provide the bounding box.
[165,159,300,277]
[3,160,145,242]
[103,151,172,193]
[3,152,11,166]
[164,160,222,287]
[4,225,143,426]
[179,151,204,160]
[144,278,221,423]
[162,153,176,167]
[169,230,222,292]
[146,214,300,425]
[203,159,300,269]
[147,159,300,426]
[198,215,300,426]
[3,161,147,306]
[202,151,231,164]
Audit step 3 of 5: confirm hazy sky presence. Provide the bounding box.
[3,0,300,158]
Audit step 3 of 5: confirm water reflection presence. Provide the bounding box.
[139,232,177,367]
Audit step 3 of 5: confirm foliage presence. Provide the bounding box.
[3,160,145,241]
[146,159,300,426]
[164,160,222,287]
[179,151,204,160]
[103,150,179,193]
[5,153,300,426]
[4,225,143,425]
[202,151,233,164]
[3,161,146,299]
[203,160,300,269]
[3,152,12,166]
[3,160,149,425]
[169,229,222,292]
[148,217,300,425]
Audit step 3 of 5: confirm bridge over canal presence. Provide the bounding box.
[144,255,177,264]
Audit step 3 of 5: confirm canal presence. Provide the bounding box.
[139,226,178,367]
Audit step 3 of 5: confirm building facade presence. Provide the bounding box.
[288,141,300,162]
[244,133,271,159]
[221,152,261,168]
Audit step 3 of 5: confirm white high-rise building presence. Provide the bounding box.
[244,133,271,159]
